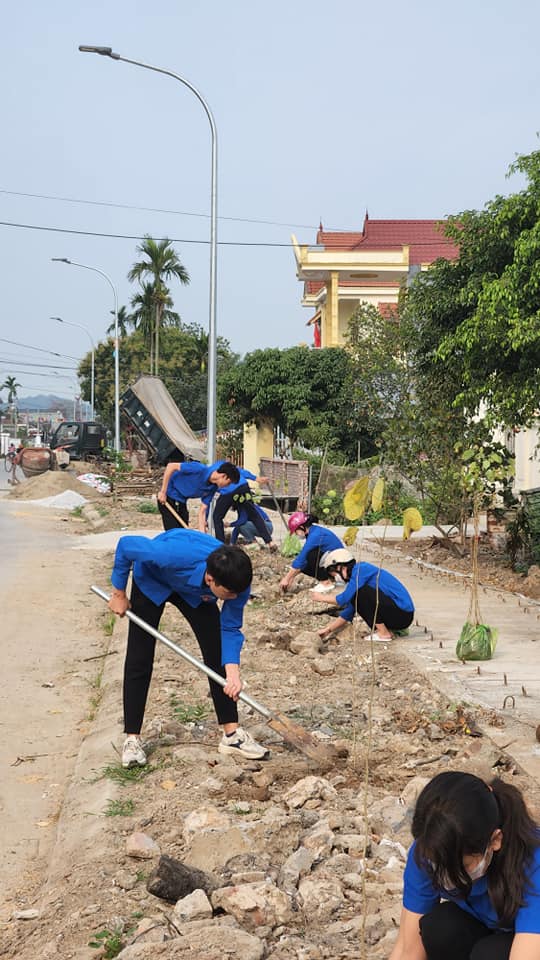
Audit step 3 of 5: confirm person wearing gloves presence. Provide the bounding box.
[279,512,344,593]
[390,770,540,960]
[311,548,414,642]
[157,459,240,531]
[108,527,270,768]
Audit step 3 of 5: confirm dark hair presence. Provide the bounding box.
[412,771,540,926]
[215,461,240,484]
[206,545,252,593]
[300,513,319,530]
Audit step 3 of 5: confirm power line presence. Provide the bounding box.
[0,337,80,361]
[0,358,78,370]
[0,187,318,231]
[0,219,292,247]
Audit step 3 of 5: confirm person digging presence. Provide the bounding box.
[311,548,415,643]
[108,527,270,768]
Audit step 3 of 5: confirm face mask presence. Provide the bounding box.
[334,574,345,585]
[466,848,493,881]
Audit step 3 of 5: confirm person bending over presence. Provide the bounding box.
[390,770,540,960]
[108,528,269,768]
[157,459,239,531]
[311,548,414,642]
[279,512,344,593]
[211,467,278,549]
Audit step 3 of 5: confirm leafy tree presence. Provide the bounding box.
[2,375,21,404]
[128,237,189,376]
[129,282,180,373]
[218,346,364,461]
[407,146,540,429]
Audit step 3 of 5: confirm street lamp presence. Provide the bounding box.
[78,44,218,462]
[51,257,120,453]
[50,316,95,420]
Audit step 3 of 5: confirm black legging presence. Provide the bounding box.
[420,901,513,960]
[212,484,272,544]
[302,546,328,581]
[123,580,238,733]
[158,496,189,530]
[350,584,413,632]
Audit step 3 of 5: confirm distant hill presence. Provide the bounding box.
[14,394,70,413]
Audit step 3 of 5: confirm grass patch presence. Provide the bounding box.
[71,505,84,518]
[170,695,211,724]
[104,798,135,817]
[101,762,153,785]
[88,925,127,958]
[137,501,159,514]
[102,612,116,637]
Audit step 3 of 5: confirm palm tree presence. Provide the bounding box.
[128,237,189,375]
[130,282,180,374]
[106,305,131,338]
[2,376,20,405]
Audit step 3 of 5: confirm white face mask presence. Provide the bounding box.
[466,848,493,881]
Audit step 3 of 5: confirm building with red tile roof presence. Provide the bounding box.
[292,213,458,347]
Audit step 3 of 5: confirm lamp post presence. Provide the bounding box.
[78,45,218,462]
[51,257,120,453]
[50,316,95,420]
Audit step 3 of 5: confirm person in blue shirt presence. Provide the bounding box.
[310,548,414,642]
[279,512,344,593]
[211,467,278,549]
[390,771,540,960]
[157,459,240,531]
[230,503,274,545]
[108,528,269,767]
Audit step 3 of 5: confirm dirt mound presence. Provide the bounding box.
[9,470,107,501]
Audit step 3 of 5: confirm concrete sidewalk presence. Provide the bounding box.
[356,539,540,782]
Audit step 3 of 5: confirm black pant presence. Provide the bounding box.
[212,484,272,544]
[123,580,238,733]
[420,901,513,959]
[351,584,413,631]
[303,546,328,581]
[158,496,189,530]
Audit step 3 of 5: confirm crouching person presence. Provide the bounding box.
[108,528,270,767]
[390,771,540,960]
[311,548,414,642]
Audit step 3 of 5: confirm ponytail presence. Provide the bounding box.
[488,778,540,925]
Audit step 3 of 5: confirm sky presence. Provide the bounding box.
[1,0,540,401]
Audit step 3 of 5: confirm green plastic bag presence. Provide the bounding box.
[456,622,498,661]
[281,533,302,558]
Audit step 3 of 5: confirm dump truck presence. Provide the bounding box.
[120,375,206,465]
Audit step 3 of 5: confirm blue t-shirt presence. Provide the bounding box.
[166,460,226,506]
[335,561,414,621]
[221,468,257,497]
[291,525,344,571]
[110,528,249,664]
[403,840,540,933]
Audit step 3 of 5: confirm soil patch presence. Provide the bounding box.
[9,470,106,502]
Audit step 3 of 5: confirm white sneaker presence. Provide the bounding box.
[122,736,147,768]
[312,582,336,594]
[364,632,393,643]
[218,726,270,760]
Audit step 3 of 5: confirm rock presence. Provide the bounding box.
[211,880,293,930]
[298,874,345,922]
[114,871,139,891]
[266,937,323,959]
[146,855,219,902]
[12,909,40,920]
[289,631,323,658]
[310,657,336,676]
[128,917,167,944]
[399,776,430,811]
[332,833,366,857]
[283,776,337,809]
[301,820,335,861]
[172,745,212,764]
[172,889,213,923]
[186,826,252,872]
[278,846,314,892]
[183,805,230,841]
[126,832,161,859]
[116,923,265,959]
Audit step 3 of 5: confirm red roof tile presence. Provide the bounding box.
[316,216,458,263]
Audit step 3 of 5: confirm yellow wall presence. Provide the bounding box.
[243,420,274,475]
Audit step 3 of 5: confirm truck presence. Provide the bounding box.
[49,421,108,461]
[120,375,206,465]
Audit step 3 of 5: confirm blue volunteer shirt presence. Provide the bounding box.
[403,840,540,933]
[291,525,344,571]
[220,467,257,498]
[110,528,249,664]
[335,561,414,621]
[166,460,226,506]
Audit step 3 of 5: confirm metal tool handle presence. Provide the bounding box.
[91,585,272,720]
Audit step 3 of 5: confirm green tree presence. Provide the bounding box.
[129,282,180,374]
[106,305,131,338]
[128,237,189,376]
[407,146,540,429]
[2,375,21,405]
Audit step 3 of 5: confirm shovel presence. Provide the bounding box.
[161,498,189,529]
[91,585,337,765]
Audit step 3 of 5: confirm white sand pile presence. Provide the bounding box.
[25,490,88,509]
[9,471,106,502]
